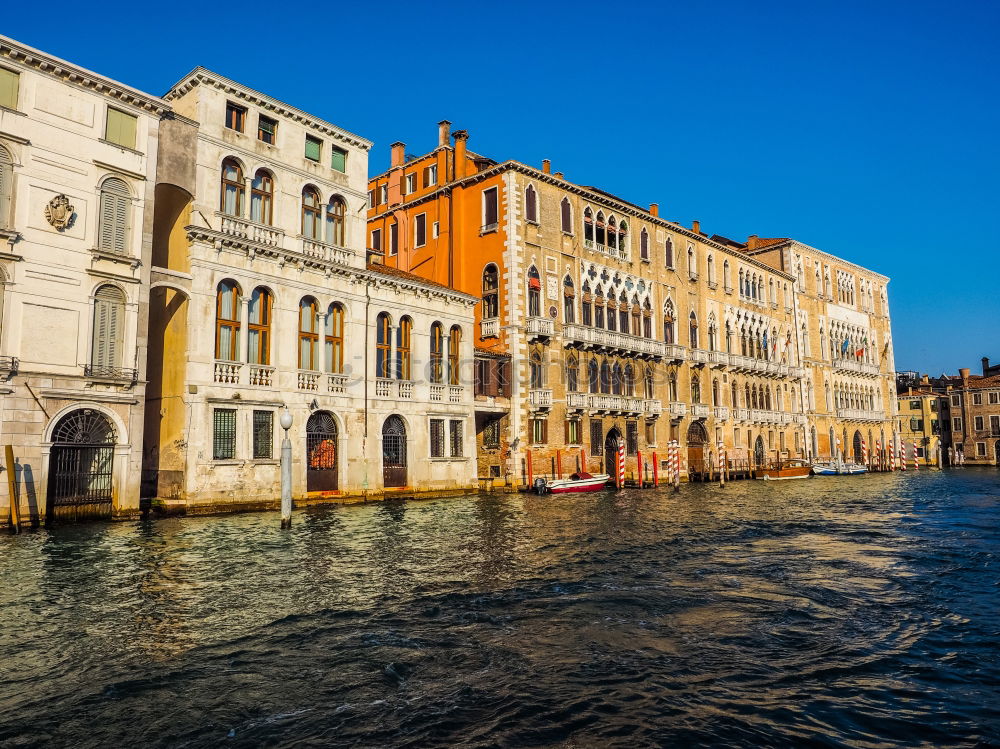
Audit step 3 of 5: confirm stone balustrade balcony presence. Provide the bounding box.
[563,323,665,358]
[529,388,553,409]
[526,316,555,341]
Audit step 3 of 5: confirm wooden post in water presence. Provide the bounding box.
[718,441,726,488]
[556,450,562,479]
[672,440,681,493]
[581,448,587,474]
[636,449,643,489]
[652,451,658,487]
[5,445,19,533]
[526,450,533,488]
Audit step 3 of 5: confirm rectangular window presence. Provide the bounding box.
[432,221,440,239]
[330,146,347,172]
[367,190,374,208]
[951,394,961,407]
[225,102,246,132]
[482,187,498,232]
[531,417,547,445]
[252,410,273,459]
[423,164,438,187]
[371,228,382,252]
[389,223,398,255]
[645,421,656,445]
[378,185,387,204]
[973,392,983,405]
[105,107,138,149]
[590,418,603,455]
[414,213,427,247]
[566,419,581,445]
[449,420,464,457]
[990,392,999,405]
[626,421,638,456]
[974,416,984,431]
[483,418,501,449]
[911,418,923,431]
[257,115,277,144]
[909,400,921,410]
[213,408,237,460]
[405,173,416,194]
[0,67,19,110]
[953,417,963,431]
[976,442,986,456]
[916,447,925,458]
[430,418,445,457]
[990,415,1000,434]
[305,135,322,162]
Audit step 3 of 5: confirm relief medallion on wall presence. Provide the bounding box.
[44,194,75,230]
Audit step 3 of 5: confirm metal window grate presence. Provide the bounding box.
[430,419,445,458]
[449,420,463,457]
[253,410,273,459]
[626,421,638,456]
[213,408,236,460]
[590,418,603,455]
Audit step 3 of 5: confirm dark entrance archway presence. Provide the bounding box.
[382,415,407,488]
[47,409,116,521]
[753,435,766,467]
[852,430,863,463]
[306,411,338,492]
[687,420,709,478]
[604,428,622,478]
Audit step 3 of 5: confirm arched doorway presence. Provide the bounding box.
[753,435,765,467]
[47,409,117,520]
[604,428,622,478]
[306,411,338,491]
[687,421,708,479]
[382,415,407,487]
[852,430,863,463]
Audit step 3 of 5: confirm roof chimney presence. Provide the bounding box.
[959,367,970,383]
[649,203,659,217]
[908,386,913,395]
[453,129,469,178]
[692,219,700,235]
[390,141,405,168]
[438,120,451,147]
[983,356,990,375]
[554,172,563,180]
[921,374,929,385]
[747,234,758,249]
[542,159,551,174]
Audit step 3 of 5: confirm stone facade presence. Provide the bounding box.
[897,388,947,466]
[0,35,168,523]
[949,366,1000,466]
[143,71,478,514]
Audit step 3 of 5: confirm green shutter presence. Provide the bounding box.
[330,147,346,172]
[305,137,321,162]
[0,68,18,110]
[98,179,130,253]
[105,108,137,149]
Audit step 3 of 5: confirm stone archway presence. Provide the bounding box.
[382,415,407,488]
[47,408,117,521]
[604,428,622,478]
[687,421,709,479]
[754,435,766,467]
[853,430,863,463]
[306,411,338,492]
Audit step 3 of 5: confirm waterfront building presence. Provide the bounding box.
[896,385,948,466]
[367,124,818,483]
[947,363,1000,466]
[0,35,168,522]
[143,73,478,513]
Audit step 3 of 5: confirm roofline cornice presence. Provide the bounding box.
[165,67,372,151]
[752,239,890,284]
[0,34,171,116]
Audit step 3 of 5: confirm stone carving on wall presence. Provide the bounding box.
[44,194,75,230]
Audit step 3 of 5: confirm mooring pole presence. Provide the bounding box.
[672,440,681,493]
[279,407,293,529]
[652,451,659,487]
[5,445,20,533]
[718,440,726,488]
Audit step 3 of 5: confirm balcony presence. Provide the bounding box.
[837,408,885,422]
[714,406,729,421]
[375,378,416,399]
[690,348,709,366]
[218,214,284,247]
[834,359,881,377]
[480,317,500,338]
[588,394,644,414]
[793,413,807,424]
[566,392,589,410]
[448,385,464,403]
[430,384,445,402]
[788,366,806,379]
[301,237,354,266]
[526,316,554,341]
[85,365,138,384]
[297,370,319,391]
[644,399,663,416]
[663,344,687,362]
[669,402,687,417]
[691,404,710,418]
[375,378,393,398]
[708,351,729,368]
[529,388,553,409]
[328,374,348,393]
[214,361,242,384]
[734,408,751,422]
[248,365,274,386]
[729,355,789,378]
[563,323,665,358]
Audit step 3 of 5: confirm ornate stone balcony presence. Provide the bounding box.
[448,385,464,403]
[714,406,729,421]
[480,317,499,338]
[663,344,687,362]
[526,316,554,341]
[248,365,274,386]
[588,394,644,414]
[690,404,710,418]
[734,408,751,422]
[297,370,319,391]
[708,351,729,368]
[837,407,885,422]
[729,355,789,378]
[644,399,663,416]
[301,237,354,266]
[563,323,664,358]
[690,348,709,366]
[669,401,686,417]
[566,392,589,410]
[429,384,445,402]
[788,366,806,380]
[327,374,348,393]
[218,214,284,247]
[529,388,553,409]
[833,359,881,378]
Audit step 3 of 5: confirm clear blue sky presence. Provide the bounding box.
[7,0,997,375]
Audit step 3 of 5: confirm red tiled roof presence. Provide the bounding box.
[965,374,1000,389]
[366,262,451,290]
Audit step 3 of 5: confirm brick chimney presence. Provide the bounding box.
[983,356,990,375]
[453,129,469,178]
[692,219,700,235]
[960,367,970,384]
[390,141,405,168]
[921,374,929,385]
[438,120,451,147]
[649,203,659,217]
[747,234,758,249]
[908,386,913,395]
[554,172,563,180]
[542,159,551,174]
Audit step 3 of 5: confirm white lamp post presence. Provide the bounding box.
[279,407,293,528]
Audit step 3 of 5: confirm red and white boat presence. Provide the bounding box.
[543,471,610,494]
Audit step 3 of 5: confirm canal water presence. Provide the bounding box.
[1,471,998,748]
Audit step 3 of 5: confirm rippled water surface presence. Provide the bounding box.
[2,470,999,748]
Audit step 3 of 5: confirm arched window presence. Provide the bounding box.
[581,281,592,326]
[96,177,132,255]
[583,207,594,244]
[299,297,319,370]
[560,197,572,233]
[665,237,674,267]
[689,312,698,348]
[326,196,346,245]
[527,266,541,317]
[374,312,392,378]
[624,363,635,396]
[663,301,675,344]
[712,378,720,406]
[326,302,345,374]
[723,259,731,291]
[606,293,616,332]
[588,358,599,393]
[643,299,652,338]
[600,359,611,394]
[448,325,462,385]
[687,246,696,278]
[529,346,543,389]
[630,300,641,337]
[395,316,411,379]
[215,280,241,361]
[731,380,738,407]
[594,287,605,328]
[563,276,575,323]
[0,145,12,230]
[707,254,715,285]
[482,264,499,319]
[612,362,623,395]
[668,374,678,401]
[247,286,272,365]
[644,365,654,399]
[708,320,718,351]
[525,184,538,223]
[91,285,126,372]
[429,322,444,383]
[618,221,629,254]
[607,216,617,253]
[220,158,244,216]
[691,375,701,404]
[250,169,273,225]
[302,186,322,240]
[619,292,629,333]
[567,355,579,392]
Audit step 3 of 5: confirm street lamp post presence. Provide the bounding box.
[280,407,293,528]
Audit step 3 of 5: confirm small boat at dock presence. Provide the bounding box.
[754,459,813,480]
[811,461,868,476]
[539,471,610,494]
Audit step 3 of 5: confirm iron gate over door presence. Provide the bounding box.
[306,411,338,492]
[382,415,407,488]
[48,409,116,518]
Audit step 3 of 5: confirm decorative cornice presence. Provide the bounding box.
[165,68,372,151]
[758,239,890,284]
[0,34,171,116]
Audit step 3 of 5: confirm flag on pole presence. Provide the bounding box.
[855,336,867,358]
[841,338,850,355]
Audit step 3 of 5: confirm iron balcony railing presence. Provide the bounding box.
[85,364,138,383]
[0,356,19,373]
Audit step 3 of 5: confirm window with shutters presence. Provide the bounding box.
[430,418,445,457]
[566,418,581,445]
[405,173,417,194]
[530,417,547,445]
[560,197,572,233]
[563,276,575,322]
[215,280,241,361]
[0,67,19,110]
[527,266,541,317]
[221,158,244,216]
[330,146,347,172]
[449,419,464,457]
[326,302,345,374]
[91,285,126,373]
[247,287,272,365]
[97,177,131,254]
[225,102,246,132]
[389,223,398,255]
[423,164,438,187]
[252,410,273,459]
[104,107,137,150]
[481,187,498,233]
[371,228,382,252]
[525,184,538,224]
[414,213,427,247]
[326,196,346,245]
[0,145,14,230]
[305,135,322,162]
[213,408,237,460]
[257,115,277,144]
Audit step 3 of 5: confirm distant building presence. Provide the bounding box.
[896,386,948,466]
[949,364,1000,466]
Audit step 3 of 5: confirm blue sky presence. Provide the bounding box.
[7,0,998,375]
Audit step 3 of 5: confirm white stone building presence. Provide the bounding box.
[0,35,168,523]
[144,69,478,513]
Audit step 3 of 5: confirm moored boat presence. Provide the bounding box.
[543,471,610,494]
[811,461,868,476]
[754,459,813,481]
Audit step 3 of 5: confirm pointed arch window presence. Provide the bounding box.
[563,276,575,323]
[98,177,131,255]
[665,237,674,268]
[567,355,579,392]
[638,228,649,261]
[430,321,444,383]
[220,158,244,216]
[619,292,629,333]
[606,293,616,332]
[375,312,392,378]
[595,211,606,246]
[302,186,322,240]
[600,359,611,394]
[91,285,126,372]
[482,264,499,319]
[395,316,411,380]
[691,375,701,404]
[689,312,698,348]
[583,207,594,243]
[624,363,635,396]
[594,287,605,328]
[525,184,538,223]
[448,325,462,385]
[612,362,623,395]
[560,197,572,233]
[663,301,675,344]
[644,365,654,399]
[527,266,541,317]
[247,286,272,365]
[326,196,346,245]
[588,358,599,393]
[581,281,592,326]
[529,346,544,389]
[250,169,273,225]
[642,299,652,339]
[299,297,320,370]
[326,303,345,374]
[0,145,12,230]
[215,280,241,361]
